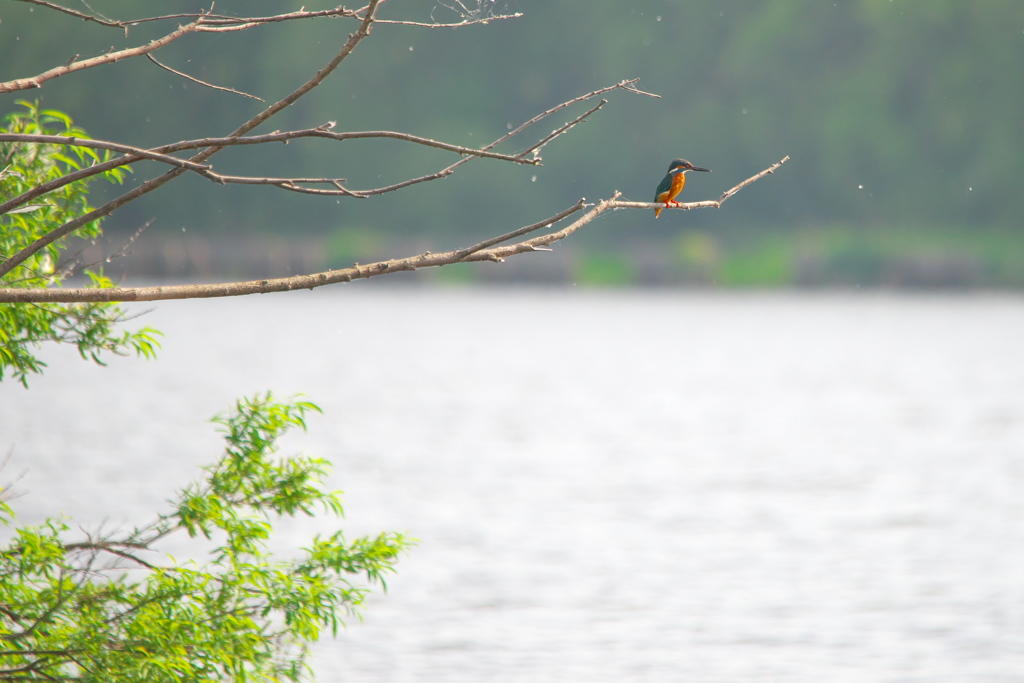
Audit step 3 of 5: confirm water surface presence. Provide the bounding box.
[2,289,1023,682]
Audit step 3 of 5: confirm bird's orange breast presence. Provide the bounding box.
[656,171,687,204]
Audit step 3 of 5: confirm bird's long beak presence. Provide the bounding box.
[691,166,711,173]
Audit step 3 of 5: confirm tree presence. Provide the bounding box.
[1,393,409,682]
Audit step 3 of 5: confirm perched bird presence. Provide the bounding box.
[653,159,711,217]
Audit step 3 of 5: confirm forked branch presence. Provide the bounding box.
[0,158,789,303]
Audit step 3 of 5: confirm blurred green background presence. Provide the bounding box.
[2,0,1023,286]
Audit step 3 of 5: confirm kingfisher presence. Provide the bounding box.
[653,158,711,218]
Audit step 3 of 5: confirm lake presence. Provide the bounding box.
[2,288,1023,682]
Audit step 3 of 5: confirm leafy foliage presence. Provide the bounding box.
[0,393,409,683]
[0,101,160,387]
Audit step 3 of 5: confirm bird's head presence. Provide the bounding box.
[668,158,711,174]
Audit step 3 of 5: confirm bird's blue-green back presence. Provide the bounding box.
[655,172,675,202]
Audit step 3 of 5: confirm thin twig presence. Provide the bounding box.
[145,54,264,101]
[518,100,606,160]
[715,156,790,202]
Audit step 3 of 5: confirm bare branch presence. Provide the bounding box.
[0,134,212,175]
[0,125,541,215]
[716,156,790,202]
[316,129,541,164]
[145,54,265,101]
[0,19,204,94]
[607,199,721,212]
[452,200,587,260]
[193,5,361,30]
[373,14,524,28]
[618,81,661,98]
[0,157,789,303]
[607,156,791,211]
